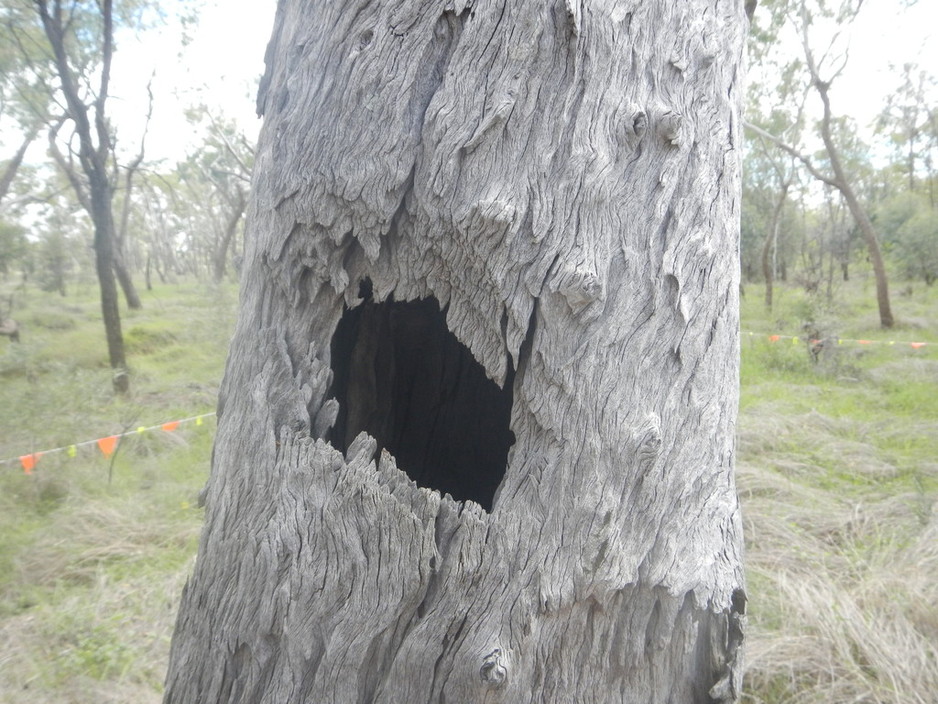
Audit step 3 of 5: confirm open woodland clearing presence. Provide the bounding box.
[0,275,936,703]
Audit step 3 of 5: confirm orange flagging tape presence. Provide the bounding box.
[19,453,40,473]
[96,436,118,457]
[743,331,930,348]
[1,412,216,472]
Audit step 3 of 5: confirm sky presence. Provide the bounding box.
[795,0,937,132]
[107,0,277,164]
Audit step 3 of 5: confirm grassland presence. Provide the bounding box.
[1,273,936,703]
[0,280,237,704]
[738,277,938,703]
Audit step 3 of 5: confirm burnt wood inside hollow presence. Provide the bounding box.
[328,282,514,511]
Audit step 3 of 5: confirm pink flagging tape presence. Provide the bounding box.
[1,412,216,471]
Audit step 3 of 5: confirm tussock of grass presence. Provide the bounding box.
[0,564,191,704]
[743,508,938,703]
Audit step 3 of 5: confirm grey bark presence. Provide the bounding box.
[165,1,748,702]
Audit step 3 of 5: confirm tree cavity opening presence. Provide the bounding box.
[328,281,514,511]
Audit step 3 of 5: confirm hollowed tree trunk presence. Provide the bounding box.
[165,1,748,702]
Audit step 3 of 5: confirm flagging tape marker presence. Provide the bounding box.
[743,331,929,348]
[2,412,216,472]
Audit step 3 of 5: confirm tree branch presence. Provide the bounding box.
[47,116,91,212]
[743,121,839,189]
[117,76,155,244]
[95,0,114,165]
[204,108,253,180]
[35,0,98,176]
[0,125,40,205]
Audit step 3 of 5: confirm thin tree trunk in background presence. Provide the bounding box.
[762,181,789,311]
[112,82,154,311]
[113,249,142,308]
[89,169,128,392]
[212,187,246,283]
[744,0,895,328]
[166,1,748,701]
[813,81,893,327]
[747,111,894,327]
[37,0,129,392]
[761,223,773,309]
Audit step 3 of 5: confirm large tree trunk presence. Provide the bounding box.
[165,1,748,702]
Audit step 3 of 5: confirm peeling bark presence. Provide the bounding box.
[165,1,748,701]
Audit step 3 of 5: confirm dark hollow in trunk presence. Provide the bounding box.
[329,283,515,511]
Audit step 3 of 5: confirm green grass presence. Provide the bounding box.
[0,279,235,703]
[1,274,936,702]
[738,278,938,703]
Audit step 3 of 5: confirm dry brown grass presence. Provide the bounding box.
[0,567,191,704]
[739,401,938,704]
[0,497,199,703]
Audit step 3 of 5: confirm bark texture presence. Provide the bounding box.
[165,1,748,701]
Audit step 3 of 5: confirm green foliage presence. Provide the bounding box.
[875,63,938,193]
[877,191,938,285]
[0,218,27,276]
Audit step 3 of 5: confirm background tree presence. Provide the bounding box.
[136,173,184,286]
[0,2,55,206]
[877,63,937,197]
[746,0,894,327]
[127,112,254,286]
[877,190,938,286]
[0,219,28,279]
[12,0,146,391]
[176,106,252,282]
[0,126,39,206]
[743,114,801,309]
[165,0,748,701]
